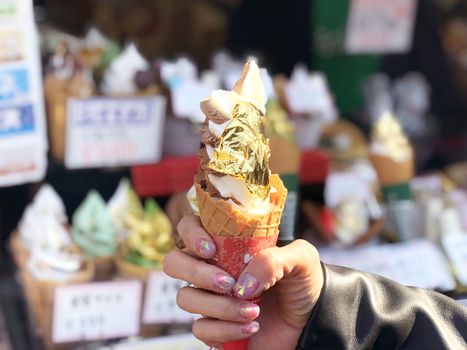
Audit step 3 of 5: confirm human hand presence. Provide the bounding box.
[163,214,324,350]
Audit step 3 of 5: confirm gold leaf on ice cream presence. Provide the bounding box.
[372,112,411,162]
[208,101,270,199]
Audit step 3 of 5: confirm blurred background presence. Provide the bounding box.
[1,0,467,349]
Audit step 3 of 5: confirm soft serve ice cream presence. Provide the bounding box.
[195,61,274,216]
[72,190,117,258]
[18,185,69,249]
[18,185,85,281]
[100,43,149,95]
[370,111,411,163]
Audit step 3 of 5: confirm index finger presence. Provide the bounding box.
[177,214,216,259]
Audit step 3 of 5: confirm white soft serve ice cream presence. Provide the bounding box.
[19,185,84,281]
[101,43,149,95]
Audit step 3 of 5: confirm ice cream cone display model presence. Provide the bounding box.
[117,198,173,278]
[10,185,68,270]
[116,198,174,337]
[192,61,287,350]
[369,112,414,189]
[44,43,95,161]
[369,112,416,240]
[23,216,93,348]
[72,191,118,280]
[100,43,150,96]
[78,27,111,69]
[107,178,133,241]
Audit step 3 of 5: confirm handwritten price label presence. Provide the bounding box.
[345,0,417,54]
[442,234,467,286]
[65,97,166,169]
[143,271,196,324]
[320,239,456,291]
[52,280,142,343]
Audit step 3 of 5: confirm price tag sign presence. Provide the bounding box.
[65,96,166,169]
[102,334,206,350]
[320,239,456,291]
[0,0,48,187]
[442,234,467,286]
[143,271,196,324]
[52,280,142,343]
[345,0,417,54]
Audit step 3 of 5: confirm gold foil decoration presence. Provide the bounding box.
[126,198,174,264]
[208,102,270,199]
[372,112,411,162]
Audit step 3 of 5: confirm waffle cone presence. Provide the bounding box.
[369,152,414,185]
[92,255,116,281]
[195,174,287,237]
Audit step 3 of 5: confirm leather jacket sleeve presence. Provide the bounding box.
[297,264,467,349]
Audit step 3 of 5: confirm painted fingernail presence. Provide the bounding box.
[212,273,235,293]
[239,302,260,320]
[241,321,260,335]
[196,238,215,258]
[233,273,259,299]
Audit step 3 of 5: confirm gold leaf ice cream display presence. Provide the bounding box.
[369,112,414,186]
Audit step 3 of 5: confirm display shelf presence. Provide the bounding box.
[131,150,329,197]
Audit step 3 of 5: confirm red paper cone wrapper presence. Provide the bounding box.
[210,234,279,280]
[210,233,279,350]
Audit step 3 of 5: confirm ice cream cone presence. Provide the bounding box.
[196,174,286,238]
[93,255,115,281]
[369,152,414,186]
[194,60,287,350]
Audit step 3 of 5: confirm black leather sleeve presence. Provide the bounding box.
[297,264,467,349]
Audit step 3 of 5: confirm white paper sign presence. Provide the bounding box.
[285,66,337,122]
[65,96,166,169]
[320,240,456,291]
[100,334,207,350]
[143,271,196,324]
[345,0,417,54]
[441,234,467,286]
[52,280,142,343]
[0,0,48,187]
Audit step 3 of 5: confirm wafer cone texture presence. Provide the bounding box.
[370,151,414,185]
[195,174,287,237]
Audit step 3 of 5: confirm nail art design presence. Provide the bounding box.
[233,273,259,299]
[212,273,235,293]
[241,321,260,335]
[197,238,215,257]
[239,302,260,320]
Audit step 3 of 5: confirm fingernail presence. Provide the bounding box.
[241,321,260,335]
[212,273,235,293]
[239,302,260,320]
[196,238,215,258]
[233,273,259,299]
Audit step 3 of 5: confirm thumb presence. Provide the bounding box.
[232,239,323,301]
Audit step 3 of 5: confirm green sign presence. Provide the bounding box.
[312,0,381,114]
